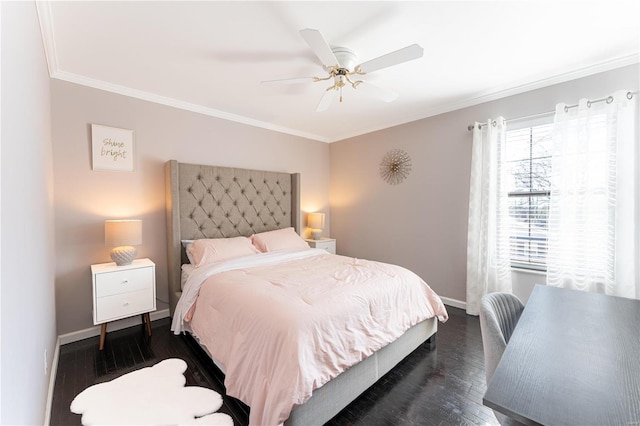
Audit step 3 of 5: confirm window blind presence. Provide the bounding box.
[505,123,553,270]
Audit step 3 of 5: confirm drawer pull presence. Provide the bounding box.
[122,279,129,284]
[123,301,130,307]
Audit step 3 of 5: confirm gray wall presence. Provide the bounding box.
[1,2,58,424]
[51,80,331,335]
[330,64,640,304]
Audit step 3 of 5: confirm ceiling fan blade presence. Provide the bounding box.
[358,44,424,74]
[299,28,339,68]
[316,89,338,112]
[357,82,399,103]
[261,77,315,85]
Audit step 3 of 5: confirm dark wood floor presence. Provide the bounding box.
[50,307,499,426]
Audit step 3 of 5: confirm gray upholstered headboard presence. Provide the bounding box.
[165,160,301,316]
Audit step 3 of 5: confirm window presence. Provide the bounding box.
[505,122,553,270]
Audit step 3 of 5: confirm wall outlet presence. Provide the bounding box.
[44,349,48,376]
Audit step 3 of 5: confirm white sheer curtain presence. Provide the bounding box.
[466,118,512,315]
[547,90,638,299]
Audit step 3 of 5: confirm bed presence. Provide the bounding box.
[165,160,448,425]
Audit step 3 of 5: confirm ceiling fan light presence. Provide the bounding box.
[332,47,358,71]
[297,28,420,111]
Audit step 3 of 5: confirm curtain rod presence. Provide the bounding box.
[467,90,637,131]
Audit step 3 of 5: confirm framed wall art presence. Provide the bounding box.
[91,124,135,172]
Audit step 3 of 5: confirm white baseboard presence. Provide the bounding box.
[44,338,60,426]
[58,309,170,346]
[440,296,466,310]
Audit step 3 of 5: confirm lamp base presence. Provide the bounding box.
[311,230,322,240]
[110,246,137,266]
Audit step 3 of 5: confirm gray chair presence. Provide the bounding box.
[479,292,524,425]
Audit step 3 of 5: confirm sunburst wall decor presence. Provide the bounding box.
[380,149,412,185]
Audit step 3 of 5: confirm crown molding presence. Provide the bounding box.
[329,54,640,142]
[437,53,640,115]
[36,1,58,78]
[52,70,331,142]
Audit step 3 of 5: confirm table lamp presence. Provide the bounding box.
[307,212,325,240]
[105,219,142,266]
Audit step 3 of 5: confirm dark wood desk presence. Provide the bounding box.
[483,284,640,425]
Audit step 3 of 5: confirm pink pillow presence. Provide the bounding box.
[188,236,260,267]
[251,227,309,252]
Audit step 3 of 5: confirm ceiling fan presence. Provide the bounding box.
[262,28,424,112]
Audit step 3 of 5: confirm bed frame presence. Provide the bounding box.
[165,160,437,425]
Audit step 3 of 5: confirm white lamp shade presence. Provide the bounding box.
[307,212,325,230]
[105,220,142,247]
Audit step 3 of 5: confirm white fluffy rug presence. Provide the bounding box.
[70,358,234,425]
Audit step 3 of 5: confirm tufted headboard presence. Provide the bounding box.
[165,160,301,316]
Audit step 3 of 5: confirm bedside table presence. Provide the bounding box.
[305,238,336,254]
[91,258,156,350]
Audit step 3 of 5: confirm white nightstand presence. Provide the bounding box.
[91,258,156,350]
[305,238,336,254]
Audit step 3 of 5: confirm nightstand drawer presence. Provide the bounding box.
[95,289,155,323]
[305,238,336,254]
[95,267,153,298]
[314,240,335,253]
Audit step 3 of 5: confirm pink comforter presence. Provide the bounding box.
[185,250,448,425]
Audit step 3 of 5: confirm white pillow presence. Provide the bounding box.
[250,227,309,252]
[181,240,196,264]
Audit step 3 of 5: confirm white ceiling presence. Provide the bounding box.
[38,1,640,142]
